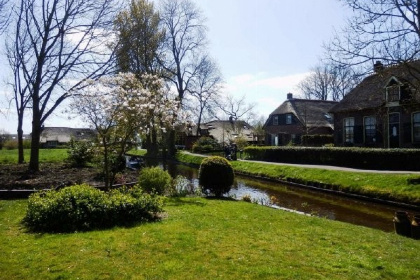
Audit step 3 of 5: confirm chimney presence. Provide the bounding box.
[374,61,384,73]
[287,93,293,100]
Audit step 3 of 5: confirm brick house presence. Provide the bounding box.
[263,93,338,145]
[329,61,420,148]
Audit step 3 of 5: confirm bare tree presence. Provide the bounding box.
[217,94,256,123]
[298,62,360,101]
[188,55,222,136]
[298,65,332,101]
[328,0,420,69]
[7,0,120,172]
[0,0,10,33]
[159,0,208,155]
[159,0,207,101]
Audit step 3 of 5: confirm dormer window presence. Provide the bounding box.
[387,85,400,102]
[273,116,278,125]
[286,114,292,125]
[385,77,402,103]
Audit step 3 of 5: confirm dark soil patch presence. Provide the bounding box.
[0,163,139,190]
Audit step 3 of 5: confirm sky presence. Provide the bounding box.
[0,0,350,134]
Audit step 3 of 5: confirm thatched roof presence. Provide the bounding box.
[268,98,337,128]
[330,61,420,113]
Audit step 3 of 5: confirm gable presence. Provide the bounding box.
[330,61,420,113]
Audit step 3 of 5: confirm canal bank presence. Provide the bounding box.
[174,151,420,211]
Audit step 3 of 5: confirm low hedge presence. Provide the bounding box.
[23,184,163,232]
[244,146,420,171]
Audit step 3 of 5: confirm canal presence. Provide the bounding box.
[160,161,418,232]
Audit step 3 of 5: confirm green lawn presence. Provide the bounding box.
[1,198,419,280]
[0,149,68,164]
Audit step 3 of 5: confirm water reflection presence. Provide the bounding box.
[150,160,410,232]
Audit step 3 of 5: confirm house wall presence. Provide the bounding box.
[264,114,332,146]
[333,106,420,148]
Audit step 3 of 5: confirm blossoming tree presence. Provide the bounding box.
[71,72,188,186]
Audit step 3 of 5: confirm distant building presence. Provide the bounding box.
[330,61,420,148]
[263,93,337,146]
[40,127,96,148]
[202,120,256,145]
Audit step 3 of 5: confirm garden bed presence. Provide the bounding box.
[0,163,139,190]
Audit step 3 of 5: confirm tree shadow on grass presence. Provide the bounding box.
[164,197,207,207]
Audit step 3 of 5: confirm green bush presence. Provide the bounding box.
[3,140,18,150]
[198,156,234,197]
[23,184,163,232]
[192,137,221,153]
[138,167,172,195]
[244,146,420,171]
[67,139,95,167]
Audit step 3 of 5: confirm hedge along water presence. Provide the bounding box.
[159,161,416,232]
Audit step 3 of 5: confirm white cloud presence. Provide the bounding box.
[252,72,309,90]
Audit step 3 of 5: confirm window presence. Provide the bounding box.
[273,116,278,125]
[386,85,400,102]
[344,117,355,143]
[364,116,376,143]
[286,114,292,125]
[413,112,420,142]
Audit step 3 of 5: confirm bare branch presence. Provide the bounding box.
[7,0,121,171]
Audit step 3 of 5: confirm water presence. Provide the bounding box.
[160,161,416,232]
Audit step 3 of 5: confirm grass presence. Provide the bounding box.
[1,198,419,279]
[0,149,68,164]
[176,152,420,205]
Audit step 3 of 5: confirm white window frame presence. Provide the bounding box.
[363,116,376,143]
[286,114,292,125]
[413,112,420,142]
[344,117,355,144]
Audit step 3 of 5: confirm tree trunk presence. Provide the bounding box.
[167,129,176,158]
[103,137,110,188]
[17,113,24,164]
[28,115,41,172]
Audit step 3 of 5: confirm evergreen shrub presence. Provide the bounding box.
[244,146,420,171]
[199,156,234,197]
[138,167,172,195]
[192,137,221,153]
[23,184,163,232]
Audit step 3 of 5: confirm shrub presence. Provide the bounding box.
[244,146,420,171]
[3,140,18,150]
[192,137,220,153]
[67,139,95,167]
[198,156,234,197]
[138,167,172,195]
[23,184,163,232]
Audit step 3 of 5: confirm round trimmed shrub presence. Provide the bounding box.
[138,167,172,195]
[198,156,234,197]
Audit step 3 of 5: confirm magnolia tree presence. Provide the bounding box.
[71,72,188,186]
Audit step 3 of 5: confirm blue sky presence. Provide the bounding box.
[0,0,349,134]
